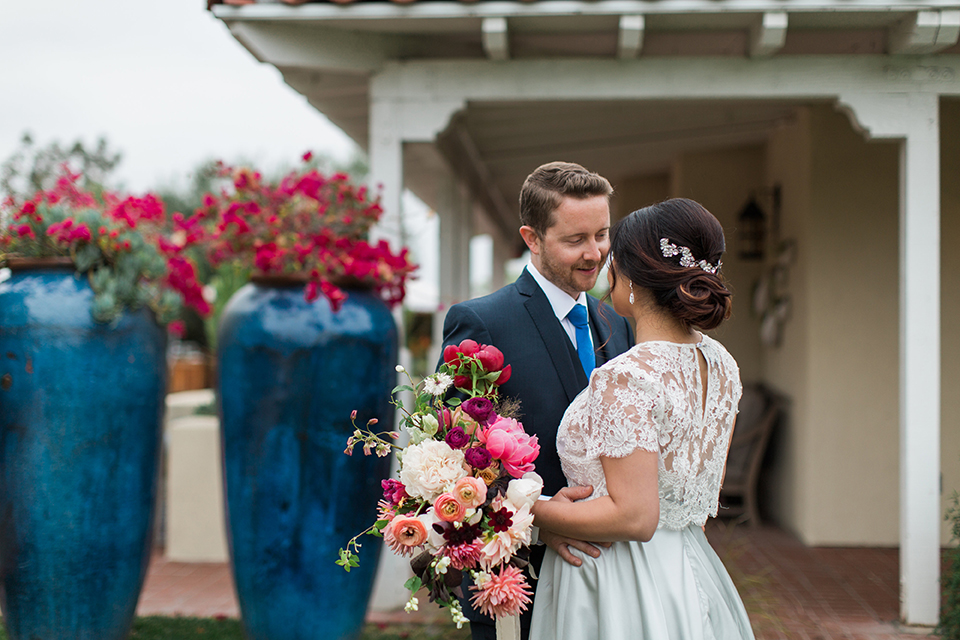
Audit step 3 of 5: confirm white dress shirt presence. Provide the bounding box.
[524,263,594,351]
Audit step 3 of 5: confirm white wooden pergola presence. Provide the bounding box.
[212,0,958,626]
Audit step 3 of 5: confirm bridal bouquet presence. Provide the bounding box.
[338,339,542,627]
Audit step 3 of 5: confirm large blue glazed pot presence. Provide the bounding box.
[0,261,166,640]
[218,279,396,640]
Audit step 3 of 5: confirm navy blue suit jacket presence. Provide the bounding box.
[439,268,635,495]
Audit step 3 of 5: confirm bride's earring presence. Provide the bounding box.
[629,281,635,305]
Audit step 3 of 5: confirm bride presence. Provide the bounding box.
[530,198,755,640]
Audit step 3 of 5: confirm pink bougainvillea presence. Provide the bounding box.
[0,168,209,326]
[179,155,416,311]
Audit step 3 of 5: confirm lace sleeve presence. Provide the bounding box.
[583,364,664,460]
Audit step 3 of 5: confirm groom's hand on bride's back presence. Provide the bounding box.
[539,485,612,567]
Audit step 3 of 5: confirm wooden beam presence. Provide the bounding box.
[749,12,788,58]
[482,17,509,61]
[437,122,516,242]
[227,22,398,73]
[618,14,645,59]
[890,10,960,55]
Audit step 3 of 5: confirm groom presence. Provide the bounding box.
[438,161,634,640]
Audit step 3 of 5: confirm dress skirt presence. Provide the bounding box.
[529,525,755,640]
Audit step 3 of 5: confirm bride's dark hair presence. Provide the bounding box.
[609,198,732,331]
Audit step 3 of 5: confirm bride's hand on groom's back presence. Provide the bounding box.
[537,486,612,567]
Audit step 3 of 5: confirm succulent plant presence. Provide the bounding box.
[0,170,208,327]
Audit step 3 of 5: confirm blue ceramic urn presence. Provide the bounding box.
[218,280,396,640]
[0,262,166,640]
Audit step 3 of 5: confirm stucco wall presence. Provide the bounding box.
[671,145,766,384]
[763,105,902,546]
[941,98,960,546]
[616,102,959,547]
[765,102,958,547]
[805,105,901,545]
[611,173,670,222]
[762,108,813,537]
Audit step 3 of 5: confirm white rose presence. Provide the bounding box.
[399,440,469,502]
[505,472,543,511]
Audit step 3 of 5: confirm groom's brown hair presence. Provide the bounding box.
[519,162,612,237]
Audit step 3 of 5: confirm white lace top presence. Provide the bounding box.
[557,334,742,530]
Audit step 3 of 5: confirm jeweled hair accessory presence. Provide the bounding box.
[659,238,721,274]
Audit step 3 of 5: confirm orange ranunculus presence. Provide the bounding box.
[435,493,467,523]
[384,516,428,555]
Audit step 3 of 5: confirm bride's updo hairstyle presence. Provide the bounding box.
[609,198,732,331]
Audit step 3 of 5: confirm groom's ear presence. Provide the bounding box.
[519,226,542,255]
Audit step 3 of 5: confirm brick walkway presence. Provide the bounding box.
[136,521,945,639]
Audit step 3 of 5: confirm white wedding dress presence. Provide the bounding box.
[530,335,755,640]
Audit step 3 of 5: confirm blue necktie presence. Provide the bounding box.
[567,304,595,378]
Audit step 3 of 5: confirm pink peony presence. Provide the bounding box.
[452,476,487,508]
[494,364,512,385]
[384,516,428,556]
[478,417,540,478]
[435,492,467,523]
[469,565,533,618]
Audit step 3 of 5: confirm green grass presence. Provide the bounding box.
[0,617,470,640]
[129,617,243,639]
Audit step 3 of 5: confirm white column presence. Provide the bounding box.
[368,99,404,249]
[838,91,941,627]
[438,171,473,309]
[898,96,941,628]
[366,97,413,613]
[490,227,513,292]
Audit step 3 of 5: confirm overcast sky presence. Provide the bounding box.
[1,0,357,193]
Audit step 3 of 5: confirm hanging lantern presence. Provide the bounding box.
[737,197,767,261]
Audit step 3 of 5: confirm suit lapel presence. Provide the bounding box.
[517,271,588,402]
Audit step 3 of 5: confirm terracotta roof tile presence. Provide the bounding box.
[215,0,488,5]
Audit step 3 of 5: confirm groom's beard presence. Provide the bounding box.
[538,250,603,298]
